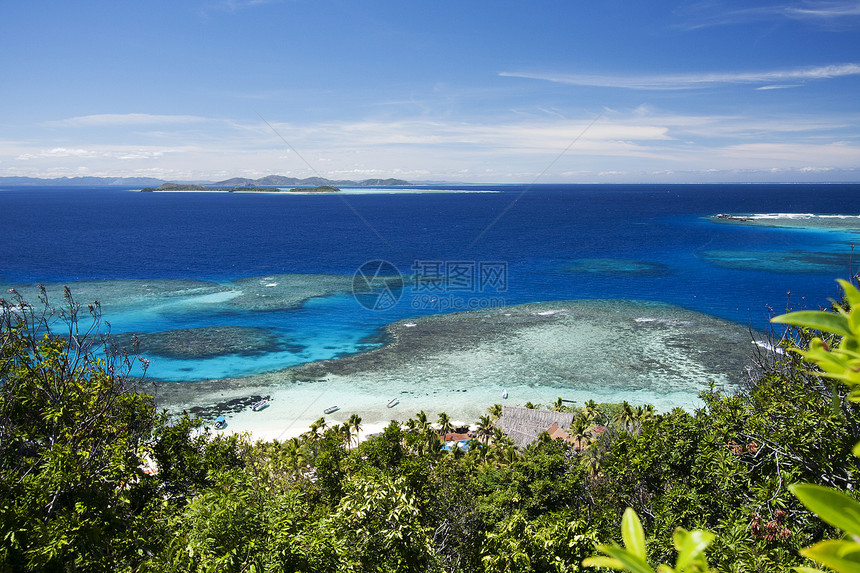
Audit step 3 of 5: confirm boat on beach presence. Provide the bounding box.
[251,399,268,411]
[323,406,339,414]
[387,398,399,408]
[214,415,227,429]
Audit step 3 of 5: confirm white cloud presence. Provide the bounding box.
[44,113,210,128]
[500,64,860,90]
[15,146,176,161]
[675,1,860,30]
[788,1,860,18]
[4,106,860,182]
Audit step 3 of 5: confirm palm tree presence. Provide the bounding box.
[582,445,601,477]
[449,441,465,460]
[637,405,655,425]
[470,441,489,463]
[476,415,493,444]
[437,412,453,437]
[306,417,327,441]
[338,423,353,449]
[415,410,429,431]
[282,438,307,481]
[348,414,362,448]
[488,403,503,420]
[491,426,506,446]
[570,415,591,451]
[584,399,600,424]
[552,397,565,412]
[615,401,637,433]
[424,431,443,460]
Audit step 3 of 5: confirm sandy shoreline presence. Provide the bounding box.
[151,299,763,442]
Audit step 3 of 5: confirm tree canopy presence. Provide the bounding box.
[1,284,858,572]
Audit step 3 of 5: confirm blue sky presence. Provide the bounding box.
[1,0,859,183]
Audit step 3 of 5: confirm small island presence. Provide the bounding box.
[140,183,339,193]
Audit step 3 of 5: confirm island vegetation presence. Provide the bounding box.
[1,283,858,572]
[141,183,302,193]
[141,182,343,193]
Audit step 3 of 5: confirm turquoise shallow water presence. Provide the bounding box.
[1,184,859,423]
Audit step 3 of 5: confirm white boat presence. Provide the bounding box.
[387,398,399,408]
[323,406,339,414]
[251,399,268,412]
[502,389,508,399]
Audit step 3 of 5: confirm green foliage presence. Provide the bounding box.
[770,278,860,573]
[0,288,160,571]
[583,508,714,573]
[6,280,860,572]
[481,511,597,573]
[152,414,243,501]
[331,473,438,572]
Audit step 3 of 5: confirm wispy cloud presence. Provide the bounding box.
[44,113,210,128]
[500,63,860,90]
[788,1,860,17]
[5,106,860,182]
[15,146,176,161]
[206,0,281,14]
[676,1,860,30]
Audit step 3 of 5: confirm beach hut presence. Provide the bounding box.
[495,406,576,450]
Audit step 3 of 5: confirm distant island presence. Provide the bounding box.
[214,175,410,187]
[141,183,342,193]
[1,174,411,187]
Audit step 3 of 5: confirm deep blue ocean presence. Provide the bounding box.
[1,183,859,381]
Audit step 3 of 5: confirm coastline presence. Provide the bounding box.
[139,187,499,195]
[151,299,763,441]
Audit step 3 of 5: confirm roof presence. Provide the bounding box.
[495,406,576,450]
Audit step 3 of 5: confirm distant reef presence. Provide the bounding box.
[288,185,339,193]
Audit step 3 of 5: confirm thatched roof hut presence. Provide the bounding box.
[495,406,575,450]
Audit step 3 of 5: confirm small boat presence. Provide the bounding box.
[251,399,268,412]
[387,398,399,408]
[214,415,227,429]
[323,406,339,414]
[502,389,508,399]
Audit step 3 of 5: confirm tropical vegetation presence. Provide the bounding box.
[1,281,858,572]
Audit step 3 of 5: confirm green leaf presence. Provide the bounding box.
[793,567,828,573]
[791,484,860,538]
[598,545,656,573]
[853,441,860,457]
[800,539,860,573]
[772,310,852,337]
[672,528,715,571]
[837,279,860,310]
[622,508,648,560]
[583,555,626,569]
